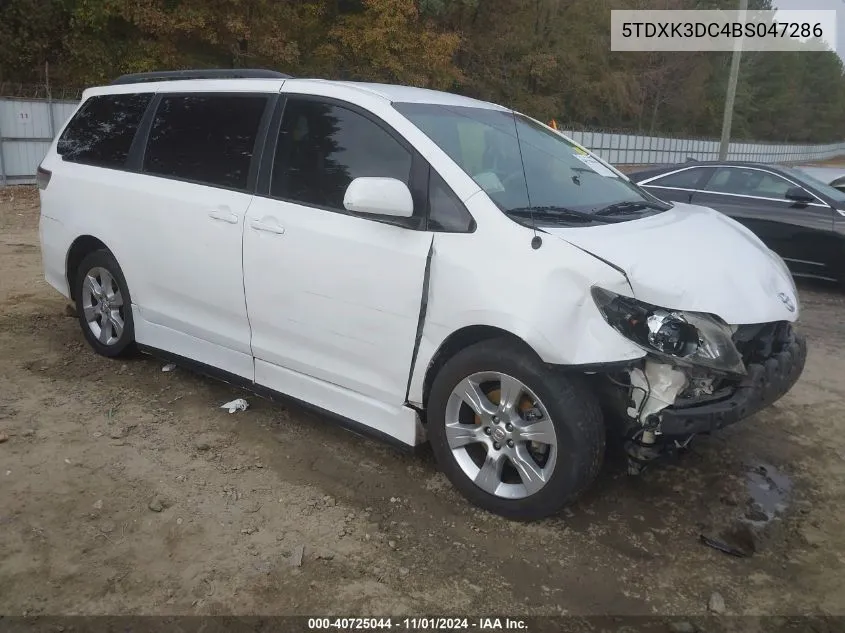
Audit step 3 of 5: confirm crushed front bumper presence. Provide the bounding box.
[658,332,807,437]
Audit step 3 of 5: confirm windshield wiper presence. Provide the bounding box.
[592,200,668,217]
[506,206,622,224]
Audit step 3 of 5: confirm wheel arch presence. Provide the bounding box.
[420,325,543,413]
[66,235,109,301]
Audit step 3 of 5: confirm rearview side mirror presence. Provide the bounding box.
[343,177,414,218]
[785,186,814,204]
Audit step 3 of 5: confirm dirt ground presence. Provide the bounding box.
[1,186,844,621]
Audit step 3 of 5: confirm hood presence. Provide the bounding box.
[542,203,799,325]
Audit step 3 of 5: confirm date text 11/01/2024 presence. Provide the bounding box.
[307,617,528,630]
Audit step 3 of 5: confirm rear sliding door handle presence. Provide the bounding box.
[208,209,239,224]
[250,219,286,235]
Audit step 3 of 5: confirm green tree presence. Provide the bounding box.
[1,0,844,144]
[317,0,462,88]
[0,0,69,84]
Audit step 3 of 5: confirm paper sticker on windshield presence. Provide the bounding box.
[574,154,617,178]
[473,171,506,194]
[573,145,589,155]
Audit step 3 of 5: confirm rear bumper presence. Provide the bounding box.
[659,332,807,437]
[38,213,71,299]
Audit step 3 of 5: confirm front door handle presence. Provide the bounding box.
[250,218,286,235]
[208,208,239,224]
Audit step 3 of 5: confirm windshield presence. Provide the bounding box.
[393,102,669,224]
[782,167,845,203]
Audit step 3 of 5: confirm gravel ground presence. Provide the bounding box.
[1,186,844,621]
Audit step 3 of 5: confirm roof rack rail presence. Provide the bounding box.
[110,69,293,85]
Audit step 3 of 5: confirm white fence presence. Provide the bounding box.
[561,129,845,166]
[2,95,845,185]
[0,97,79,185]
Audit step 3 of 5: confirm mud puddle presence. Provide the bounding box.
[744,462,793,526]
[701,461,794,558]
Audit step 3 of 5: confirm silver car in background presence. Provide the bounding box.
[793,165,845,193]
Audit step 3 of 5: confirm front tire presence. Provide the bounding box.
[74,249,135,358]
[427,338,605,520]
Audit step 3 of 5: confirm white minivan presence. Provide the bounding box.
[38,69,806,519]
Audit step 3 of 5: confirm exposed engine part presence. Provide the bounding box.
[674,434,697,450]
[625,428,698,475]
[626,359,688,425]
[602,359,708,474]
[625,429,662,475]
[622,360,693,475]
[682,370,716,399]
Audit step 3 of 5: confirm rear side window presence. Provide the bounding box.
[647,167,710,189]
[57,94,152,168]
[271,98,413,211]
[144,94,269,191]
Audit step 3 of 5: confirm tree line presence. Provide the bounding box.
[1,0,843,143]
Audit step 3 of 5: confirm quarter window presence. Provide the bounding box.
[57,94,152,168]
[428,170,474,232]
[705,167,801,200]
[271,98,413,212]
[144,94,269,191]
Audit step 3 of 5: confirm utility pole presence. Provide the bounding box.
[46,61,56,141]
[719,0,748,160]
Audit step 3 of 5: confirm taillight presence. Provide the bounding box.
[36,166,52,190]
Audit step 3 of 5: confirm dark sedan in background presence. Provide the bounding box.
[629,161,845,284]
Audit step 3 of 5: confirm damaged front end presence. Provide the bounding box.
[591,288,807,473]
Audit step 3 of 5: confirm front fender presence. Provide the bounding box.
[406,231,646,407]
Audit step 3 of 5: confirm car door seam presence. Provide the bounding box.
[404,235,435,405]
[241,197,257,376]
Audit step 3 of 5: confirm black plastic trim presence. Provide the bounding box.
[557,359,641,373]
[135,344,417,453]
[256,95,287,197]
[126,94,161,172]
[246,94,280,194]
[659,333,807,436]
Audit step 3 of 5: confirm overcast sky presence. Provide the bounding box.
[775,0,844,59]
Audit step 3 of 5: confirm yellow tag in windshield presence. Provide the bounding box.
[573,145,589,155]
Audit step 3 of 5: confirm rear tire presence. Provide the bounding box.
[427,338,605,520]
[74,249,135,358]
